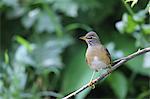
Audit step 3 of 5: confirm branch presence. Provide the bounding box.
[62,47,150,99]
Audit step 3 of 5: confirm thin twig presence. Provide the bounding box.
[121,0,134,15]
[62,47,150,99]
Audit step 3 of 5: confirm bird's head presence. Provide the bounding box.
[79,31,101,46]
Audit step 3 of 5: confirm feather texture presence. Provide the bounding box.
[86,45,111,71]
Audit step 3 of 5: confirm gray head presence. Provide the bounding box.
[79,31,101,46]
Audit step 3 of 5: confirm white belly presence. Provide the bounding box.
[91,56,107,71]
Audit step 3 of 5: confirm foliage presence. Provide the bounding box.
[0,0,150,98]
[107,71,128,99]
[125,0,138,7]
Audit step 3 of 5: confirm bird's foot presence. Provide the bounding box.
[88,81,95,89]
[91,84,95,89]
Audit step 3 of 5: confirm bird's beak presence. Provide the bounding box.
[79,36,86,40]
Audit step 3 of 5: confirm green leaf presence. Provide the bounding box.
[116,13,138,34]
[149,6,150,15]
[43,3,63,36]
[21,9,40,29]
[107,71,128,99]
[15,36,32,52]
[115,21,125,33]
[133,10,146,23]
[15,45,35,66]
[143,52,150,68]
[52,0,78,17]
[142,24,150,34]
[137,90,150,99]
[4,50,9,64]
[30,34,73,74]
[126,53,150,76]
[123,13,138,33]
[61,46,92,98]
[133,32,150,47]
[35,11,56,33]
[1,0,18,8]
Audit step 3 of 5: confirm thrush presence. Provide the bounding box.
[80,31,112,87]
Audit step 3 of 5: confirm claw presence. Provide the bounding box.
[88,71,96,89]
[88,81,95,89]
[91,84,95,89]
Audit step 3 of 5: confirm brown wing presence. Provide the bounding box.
[104,48,112,65]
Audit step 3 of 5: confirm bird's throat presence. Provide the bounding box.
[87,40,100,46]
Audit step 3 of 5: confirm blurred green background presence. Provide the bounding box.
[0,0,150,99]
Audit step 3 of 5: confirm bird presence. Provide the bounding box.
[79,31,112,87]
